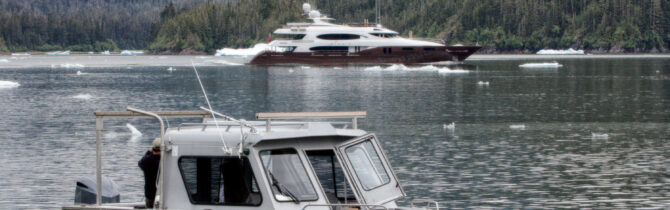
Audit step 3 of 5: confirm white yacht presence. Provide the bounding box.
[250,3,480,65]
[63,108,441,209]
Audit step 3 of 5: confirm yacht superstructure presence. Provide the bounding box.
[249,3,480,65]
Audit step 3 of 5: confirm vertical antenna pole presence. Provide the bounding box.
[95,116,103,206]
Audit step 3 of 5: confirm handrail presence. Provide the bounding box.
[126,107,165,209]
[302,203,388,210]
[256,111,366,131]
[410,199,440,210]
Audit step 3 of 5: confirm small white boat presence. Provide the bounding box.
[63,108,439,210]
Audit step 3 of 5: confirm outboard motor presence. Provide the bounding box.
[74,176,120,204]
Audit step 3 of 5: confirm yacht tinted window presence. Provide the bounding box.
[402,47,414,51]
[317,34,360,40]
[309,46,348,52]
[369,33,398,38]
[274,34,306,40]
[423,47,436,51]
[260,149,318,202]
[178,156,262,206]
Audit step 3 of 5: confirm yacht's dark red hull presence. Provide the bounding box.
[249,45,481,65]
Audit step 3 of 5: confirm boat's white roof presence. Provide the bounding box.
[166,120,366,146]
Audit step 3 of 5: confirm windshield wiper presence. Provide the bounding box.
[268,171,300,204]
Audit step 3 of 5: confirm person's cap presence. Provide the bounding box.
[152,138,161,149]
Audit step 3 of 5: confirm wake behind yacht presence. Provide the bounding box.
[249,3,480,65]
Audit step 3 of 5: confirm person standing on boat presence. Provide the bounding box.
[138,138,161,208]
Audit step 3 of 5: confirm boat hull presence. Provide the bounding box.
[249,45,481,65]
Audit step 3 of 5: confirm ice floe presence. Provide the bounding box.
[510,124,526,130]
[54,63,85,68]
[0,80,20,89]
[477,81,490,86]
[167,67,175,72]
[101,51,110,55]
[76,71,88,75]
[364,64,469,73]
[519,62,563,68]
[443,122,455,130]
[591,133,609,139]
[11,53,30,56]
[46,51,70,55]
[0,59,8,63]
[536,48,584,55]
[72,94,93,100]
[120,50,144,55]
[215,43,268,56]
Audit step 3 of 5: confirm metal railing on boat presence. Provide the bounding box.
[256,111,366,131]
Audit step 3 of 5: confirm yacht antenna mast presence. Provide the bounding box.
[375,0,380,25]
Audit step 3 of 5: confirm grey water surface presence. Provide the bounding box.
[0,55,669,209]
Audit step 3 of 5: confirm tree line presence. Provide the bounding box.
[1,0,669,54]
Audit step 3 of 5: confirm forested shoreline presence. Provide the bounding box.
[1,0,669,54]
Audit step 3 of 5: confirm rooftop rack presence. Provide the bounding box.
[256,111,366,131]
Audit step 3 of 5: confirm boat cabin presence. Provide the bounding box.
[63,108,439,210]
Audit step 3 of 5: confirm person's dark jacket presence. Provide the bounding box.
[138,150,160,200]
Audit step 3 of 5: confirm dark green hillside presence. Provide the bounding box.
[1,0,669,53]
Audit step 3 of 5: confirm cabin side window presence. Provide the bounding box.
[344,140,390,190]
[305,150,356,204]
[309,46,349,52]
[178,156,262,206]
[316,34,360,40]
[260,148,319,202]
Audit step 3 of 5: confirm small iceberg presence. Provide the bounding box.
[300,66,311,69]
[101,51,110,55]
[206,60,243,66]
[509,124,526,130]
[11,53,30,56]
[167,67,175,72]
[477,81,490,86]
[46,51,70,56]
[0,80,20,89]
[72,94,93,100]
[591,133,609,139]
[126,123,143,137]
[215,43,268,56]
[536,48,584,55]
[120,50,144,55]
[519,62,563,68]
[364,64,469,73]
[76,71,88,75]
[0,59,8,63]
[56,63,85,68]
[443,122,455,130]
[333,67,343,70]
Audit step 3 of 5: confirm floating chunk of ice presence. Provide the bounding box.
[510,124,526,130]
[364,66,383,71]
[477,81,490,86]
[437,67,469,74]
[126,123,142,137]
[333,67,343,70]
[0,59,8,63]
[11,53,30,56]
[215,43,268,56]
[0,80,20,88]
[591,133,609,139]
[519,62,563,68]
[46,51,70,55]
[72,94,93,100]
[120,50,144,55]
[102,51,110,55]
[57,63,85,68]
[300,66,311,69]
[167,67,175,72]
[536,48,584,55]
[364,64,469,73]
[76,71,87,75]
[443,122,455,130]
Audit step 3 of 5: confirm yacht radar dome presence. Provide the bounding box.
[302,3,311,13]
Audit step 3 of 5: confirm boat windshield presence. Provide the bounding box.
[260,149,318,202]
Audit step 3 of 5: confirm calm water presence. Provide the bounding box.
[0,55,669,209]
